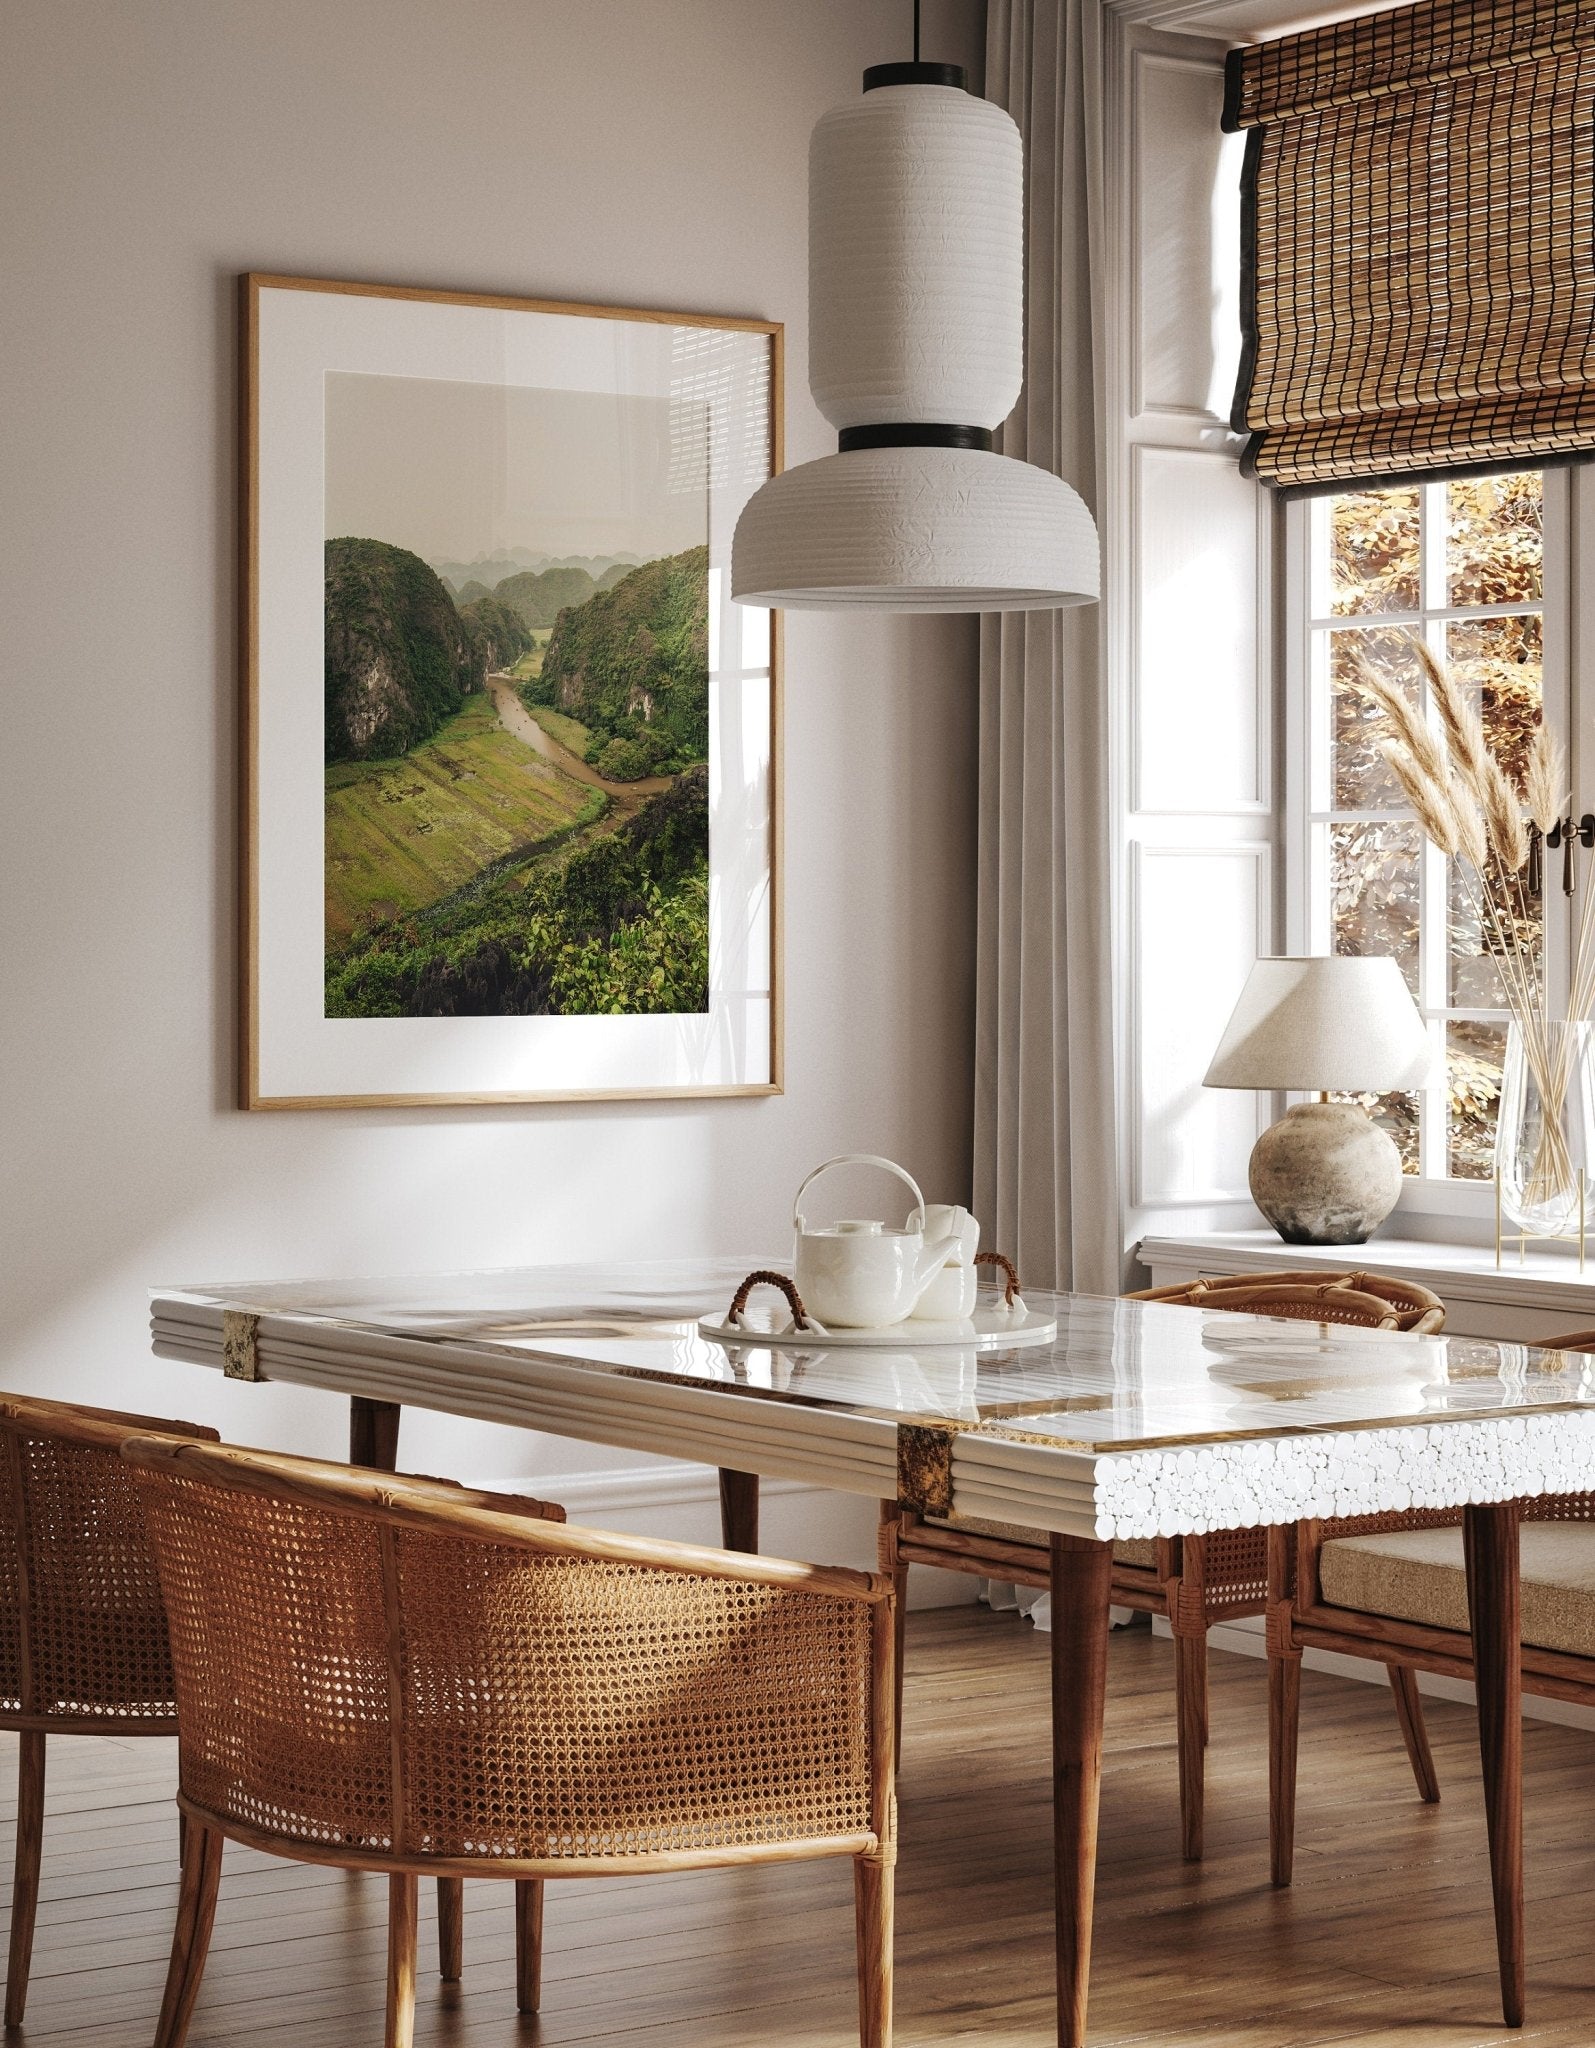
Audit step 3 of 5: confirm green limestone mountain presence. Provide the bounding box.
[428,551,642,592]
[457,591,532,672]
[493,564,598,630]
[324,538,482,763]
[533,545,709,774]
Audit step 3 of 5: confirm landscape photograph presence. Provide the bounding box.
[322,371,711,1019]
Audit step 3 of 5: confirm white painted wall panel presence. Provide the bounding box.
[1133,843,1271,1205]
[1133,52,1244,420]
[1133,446,1264,813]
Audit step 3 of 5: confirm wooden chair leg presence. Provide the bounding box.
[515,1878,544,2014]
[877,1502,908,1751]
[718,1468,759,1553]
[153,1821,223,2048]
[1174,1631,1206,1862]
[1269,1650,1302,1889]
[1464,1500,1524,2030]
[4,1731,45,2029]
[853,1853,894,2048]
[1387,1663,1440,1804]
[436,1875,463,1981]
[386,1873,419,2048]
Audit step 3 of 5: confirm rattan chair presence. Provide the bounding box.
[0,1393,220,2029]
[883,1266,1447,1861]
[1266,1328,1595,1952]
[125,1435,898,2048]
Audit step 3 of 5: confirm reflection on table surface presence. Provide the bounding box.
[154,1259,1595,1452]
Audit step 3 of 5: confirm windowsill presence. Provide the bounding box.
[1135,1227,1595,1337]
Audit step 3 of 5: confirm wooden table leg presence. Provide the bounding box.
[350,1397,401,1473]
[1463,1499,1523,2030]
[1051,1532,1112,2048]
[718,1468,759,1553]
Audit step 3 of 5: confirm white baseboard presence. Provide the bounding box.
[467,1460,976,1612]
[1178,1612,1595,1734]
[470,1460,818,1517]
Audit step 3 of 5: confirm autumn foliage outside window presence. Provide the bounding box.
[1305,472,1549,1182]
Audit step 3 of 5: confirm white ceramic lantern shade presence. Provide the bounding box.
[732,64,1100,614]
[732,444,1100,612]
[809,84,1022,431]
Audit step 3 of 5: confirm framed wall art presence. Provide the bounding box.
[240,273,782,1108]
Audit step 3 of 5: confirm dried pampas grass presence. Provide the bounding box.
[1525,722,1568,837]
[1360,634,1583,1212]
[1415,639,1492,790]
[1353,659,1451,792]
[1450,777,1487,869]
[1379,741,1458,854]
[1482,755,1530,873]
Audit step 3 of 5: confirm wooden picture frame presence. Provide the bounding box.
[241,273,782,1109]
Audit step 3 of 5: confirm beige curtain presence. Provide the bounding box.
[977,0,1120,1294]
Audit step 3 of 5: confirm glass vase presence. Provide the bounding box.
[1495,1019,1595,1239]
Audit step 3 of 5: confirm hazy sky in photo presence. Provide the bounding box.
[324,373,707,565]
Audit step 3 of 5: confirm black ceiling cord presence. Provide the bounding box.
[864,0,967,93]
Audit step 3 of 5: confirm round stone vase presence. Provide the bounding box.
[1248,1100,1404,1246]
[1495,1020,1595,1239]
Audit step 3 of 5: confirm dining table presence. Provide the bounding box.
[148,1257,1595,2045]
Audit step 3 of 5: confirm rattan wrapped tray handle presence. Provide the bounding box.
[975,1251,1021,1309]
[725,1270,813,1332]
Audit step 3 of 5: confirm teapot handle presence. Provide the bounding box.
[793,1153,927,1234]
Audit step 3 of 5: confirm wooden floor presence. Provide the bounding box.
[5,1608,1595,2046]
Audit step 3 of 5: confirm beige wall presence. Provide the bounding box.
[0,0,980,1564]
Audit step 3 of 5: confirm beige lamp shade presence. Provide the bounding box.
[1204,956,1435,1094]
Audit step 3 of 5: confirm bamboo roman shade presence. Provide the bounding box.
[1224,0,1595,492]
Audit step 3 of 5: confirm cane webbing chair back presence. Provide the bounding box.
[0,1395,221,2032]
[0,1396,218,1731]
[1127,1269,1446,1335]
[128,1438,891,1873]
[131,1440,897,2046]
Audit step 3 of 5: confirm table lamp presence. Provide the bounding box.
[1204,956,1436,1246]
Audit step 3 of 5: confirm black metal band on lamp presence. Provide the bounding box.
[863,61,969,91]
[838,423,994,452]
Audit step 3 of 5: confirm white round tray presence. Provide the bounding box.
[697,1301,1058,1351]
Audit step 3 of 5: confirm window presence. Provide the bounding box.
[1287,471,1568,1201]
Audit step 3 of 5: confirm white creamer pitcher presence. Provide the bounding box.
[792,1155,961,1329]
[908,1203,981,1321]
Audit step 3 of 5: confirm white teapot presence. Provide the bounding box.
[792,1156,963,1329]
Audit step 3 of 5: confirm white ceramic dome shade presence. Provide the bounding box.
[731,445,1100,613]
[809,84,1023,431]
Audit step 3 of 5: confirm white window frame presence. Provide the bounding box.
[1282,470,1572,1222]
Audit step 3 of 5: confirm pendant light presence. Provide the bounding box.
[732,5,1099,614]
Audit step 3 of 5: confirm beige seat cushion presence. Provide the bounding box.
[1320,1522,1595,1659]
[924,1514,1155,1568]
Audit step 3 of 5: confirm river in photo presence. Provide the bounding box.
[485,672,674,799]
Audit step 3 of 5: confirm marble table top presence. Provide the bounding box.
[150,1260,1595,1541]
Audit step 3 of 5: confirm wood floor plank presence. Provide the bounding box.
[3,1610,1595,2044]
